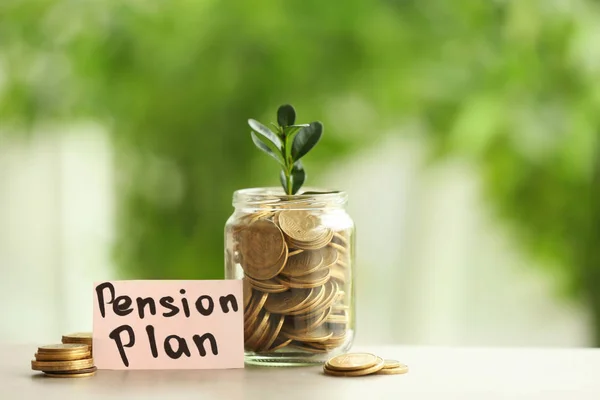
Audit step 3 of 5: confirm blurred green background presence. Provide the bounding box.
[1,0,599,345]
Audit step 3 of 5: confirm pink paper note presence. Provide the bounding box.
[92,280,244,370]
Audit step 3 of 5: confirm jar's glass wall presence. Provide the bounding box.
[224,188,355,365]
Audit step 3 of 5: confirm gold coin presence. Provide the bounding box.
[263,288,312,314]
[332,232,349,246]
[250,313,275,351]
[326,353,380,371]
[280,251,323,278]
[290,342,329,353]
[279,275,327,289]
[244,291,268,329]
[320,246,339,268]
[35,351,91,361]
[239,220,286,280]
[246,276,288,293]
[258,314,285,351]
[287,284,326,316]
[278,210,327,243]
[243,279,253,308]
[44,370,97,378]
[382,359,401,369]
[376,364,409,375]
[31,358,94,372]
[287,229,333,250]
[290,267,330,284]
[328,242,347,254]
[323,357,384,377]
[330,265,347,282]
[281,326,333,343]
[37,344,89,353]
[284,308,330,333]
[295,280,338,316]
[267,338,292,352]
[245,310,271,350]
[326,310,349,325]
[62,332,92,342]
[46,366,97,375]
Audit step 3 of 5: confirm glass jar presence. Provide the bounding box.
[224,187,355,365]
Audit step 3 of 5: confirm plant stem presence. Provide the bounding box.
[281,132,293,195]
[286,171,292,195]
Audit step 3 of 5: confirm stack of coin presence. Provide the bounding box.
[32,343,97,378]
[231,208,353,354]
[62,332,93,355]
[323,353,409,377]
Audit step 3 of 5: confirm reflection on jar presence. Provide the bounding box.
[225,188,355,366]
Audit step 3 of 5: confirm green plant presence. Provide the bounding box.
[248,105,323,194]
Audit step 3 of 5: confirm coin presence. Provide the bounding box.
[376,364,409,375]
[244,291,268,328]
[243,279,253,308]
[62,332,92,343]
[46,366,97,375]
[44,370,97,378]
[35,351,91,361]
[268,338,292,352]
[326,353,380,371]
[245,310,271,350]
[288,249,304,256]
[332,232,349,246]
[328,242,347,254]
[264,288,312,314]
[239,220,286,280]
[31,358,94,372]
[323,357,384,377]
[246,276,289,293]
[278,210,327,243]
[320,246,339,268]
[287,228,333,250]
[323,358,383,377]
[284,308,330,333]
[280,251,323,278]
[258,314,285,351]
[287,284,326,316]
[281,326,333,343]
[289,267,330,284]
[382,359,401,369]
[37,344,89,353]
[294,280,337,316]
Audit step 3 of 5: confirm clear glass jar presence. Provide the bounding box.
[224,187,355,366]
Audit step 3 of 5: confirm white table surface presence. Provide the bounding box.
[1,344,599,400]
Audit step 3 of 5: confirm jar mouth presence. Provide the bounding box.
[232,187,347,209]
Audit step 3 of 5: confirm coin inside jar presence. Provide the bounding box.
[239,220,286,280]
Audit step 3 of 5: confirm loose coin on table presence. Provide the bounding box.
[323,356,385,377]
[376,363,409,375]
[325,352,380,371]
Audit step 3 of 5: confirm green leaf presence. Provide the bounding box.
[283,124,309,160]
[301,190,340,195]
[277,104,296,127]
[248,119,282,150]
[279,161,306,194]
[291,121,323,161]
[251,131,285,166]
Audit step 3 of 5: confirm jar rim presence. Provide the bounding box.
[232,187,347,209]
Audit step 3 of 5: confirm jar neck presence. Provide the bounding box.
[232,187,347,211]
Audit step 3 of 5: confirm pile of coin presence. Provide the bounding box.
[323,353,409,377]
[231,208,352,354]
[31,332,96,378]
